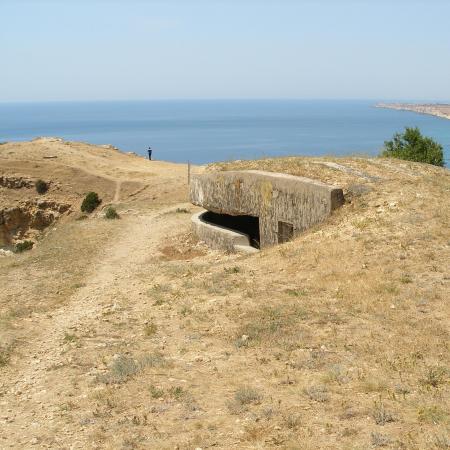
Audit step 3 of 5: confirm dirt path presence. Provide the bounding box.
[0,204,189,448]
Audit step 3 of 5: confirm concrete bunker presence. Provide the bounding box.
[202,211,261,248]
[190,170,344,252]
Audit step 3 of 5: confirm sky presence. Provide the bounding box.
[1,0,450,102]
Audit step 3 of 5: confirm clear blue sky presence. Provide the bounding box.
[1,0,450,102]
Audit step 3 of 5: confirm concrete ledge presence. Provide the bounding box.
[191,211,258,253]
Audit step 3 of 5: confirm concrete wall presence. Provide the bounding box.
[191,211,258,253]
[190,170,344,248]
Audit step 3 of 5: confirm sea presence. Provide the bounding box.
[1,100,449,165]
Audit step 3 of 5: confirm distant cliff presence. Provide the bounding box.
[376,102,450,120]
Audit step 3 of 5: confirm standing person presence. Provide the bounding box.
[148,146,152,160]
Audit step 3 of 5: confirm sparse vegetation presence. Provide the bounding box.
[0,347,11,367]
[234,386,262,405]
[381,127,445,166]
[168,386,185,399]
[285,287,307,297]
[63,332,77,343]
[283,413,301,429]
[372,398,395,425]
[236,305,307,347]
[99,355,139,384]
[421,366,448,389]
[304,385,329,403]
[433,433,450,449]
[13,240,34,253]
[104,206,120,219]
[1,143,449,449]
[97,353,167,384]
[224,265,241,274]
[418,405,448,424]
[143,322,157,336]
[149,385,164,399]
[35,179,49,194]
[371,432,392,447]
[81,191,101,213]
[400,273,413,284]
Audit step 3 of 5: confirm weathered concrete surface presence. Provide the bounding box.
[190,170,344,248]
[191,211,258,253]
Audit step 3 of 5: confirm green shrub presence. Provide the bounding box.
[0,347,10,367]
[14,240,34,253]
[144,322,157,336]
[35,179,48,194]
[104,206,119,219]
[81,192,101,213]
[381,127,444,167]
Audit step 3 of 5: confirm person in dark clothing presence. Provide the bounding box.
[148,146,152,160]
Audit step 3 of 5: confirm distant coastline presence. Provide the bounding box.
[376,102,450,121]
[2,100,450,165]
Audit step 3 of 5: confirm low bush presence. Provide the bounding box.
[0,347,10,367]
[14,240,34,253]
[372,399,395,425]
[381,127,444,166]
[81,192,101,213]
[35,179,48,194]
[97,353,167,384]
[144,322,157,336]
[234,386,262,405]
[104,206,119,219]
[304,385,329,403]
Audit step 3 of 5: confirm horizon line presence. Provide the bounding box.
[1,97,450,105]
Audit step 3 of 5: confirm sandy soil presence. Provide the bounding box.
[0,139,449,449]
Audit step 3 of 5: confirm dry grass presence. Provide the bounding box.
[1,153,449,449]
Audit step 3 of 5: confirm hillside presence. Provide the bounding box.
[0,137,189,248]
[0,140,449,450]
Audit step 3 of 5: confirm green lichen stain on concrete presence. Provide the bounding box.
[258,180,273,211]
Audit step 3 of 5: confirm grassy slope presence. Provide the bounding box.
[0,149,449,449]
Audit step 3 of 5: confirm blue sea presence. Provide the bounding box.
[0,100,449,165]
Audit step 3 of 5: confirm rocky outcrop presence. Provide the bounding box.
[0,200,71,247]
[0,176,35,190]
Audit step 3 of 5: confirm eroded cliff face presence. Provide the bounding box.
[0,175,71,248]
[0,200,71,246]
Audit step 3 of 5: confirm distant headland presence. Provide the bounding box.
[376,102,450,120]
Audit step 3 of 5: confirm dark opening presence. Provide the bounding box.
[202,211,260,248]
[278,221,294,244]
